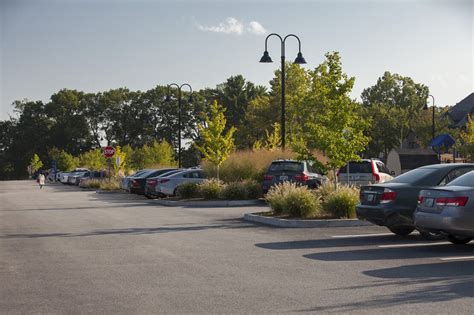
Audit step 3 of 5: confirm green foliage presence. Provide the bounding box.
[242,179,263,199]
[29,154,43,173]
[292,52,369,174]
[198,179,224,199]
[264,122,281,151]
[265,182,321,218]
[458,115,474,161]
[322,185,359,219]
[195,101,236,179]
[221,182,249,200]
[112,146,127,176]
[176,182,201,199]
[83,179,102,189]
[79,148,106,170]
[49,148,78,171]
[312,181,337,202]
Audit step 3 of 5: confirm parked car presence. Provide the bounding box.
[338,159,393,185]
[59,172,71,184]
[144,169,183,199]
[130,169,178,195]
[155,169,206,197]
[414,171,474,244]
[121,169,151,191]
[262,160,327,194]
[357,163,474,237]
[78,171,107,188]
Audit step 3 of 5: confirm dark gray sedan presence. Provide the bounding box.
[414,171,474,244]
[357,163,474,237]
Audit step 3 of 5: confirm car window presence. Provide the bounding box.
[339,161,372,173]
[447,171,474,187]
[390,168,436,183]
[268,162,303,173]
[439,167,474,186]
[376,162,390,174]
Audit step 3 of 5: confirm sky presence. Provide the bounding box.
[0,0,473,120]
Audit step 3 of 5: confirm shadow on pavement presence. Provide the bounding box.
[297,260,474,312]
[303,243,474,261]
[255,234,428,250]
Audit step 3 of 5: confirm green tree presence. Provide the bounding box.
[195,101,236,179]
[264,122,281,151]
[112,146,127,175]
[29,154,43,174]
[49,148,78,171]
[79,149,106,170]
[144,140,176,167]
[458,115,474,161]
[293,52,369,178]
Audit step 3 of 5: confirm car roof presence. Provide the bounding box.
[419,163,474,169]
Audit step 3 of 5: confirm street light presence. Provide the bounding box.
[260,33,306,150]
[166,83,193,168]
[424,94,435,141]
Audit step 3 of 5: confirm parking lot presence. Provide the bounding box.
[1,181,473,313]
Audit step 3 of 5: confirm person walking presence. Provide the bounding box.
[38,173,45,189]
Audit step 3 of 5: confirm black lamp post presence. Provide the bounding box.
[166,83,193,168]
[424,94,435,141]
[260,33,306,150]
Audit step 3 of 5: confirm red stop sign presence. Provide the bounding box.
[103,146,116,158]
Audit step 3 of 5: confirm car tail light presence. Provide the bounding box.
[371,161,381,183]
[295,173,309,182]
[436,197,468,207]
[263,175,273,181]
[131,179,139,187]
[148,179,157,186]
[380,188,396,204]
[417,196,424,204]
[159,179,170,184]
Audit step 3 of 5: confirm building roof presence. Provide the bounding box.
[447,93,474,128]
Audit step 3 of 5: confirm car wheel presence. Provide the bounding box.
[144,194,154,199]
[173,188,178,197]
[447,235,472,245]
[388,226,415,236]
[419,230,444,241]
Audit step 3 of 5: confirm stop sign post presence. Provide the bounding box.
[103,146,115,178]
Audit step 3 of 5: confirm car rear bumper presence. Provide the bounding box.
[414,209,474,238]
[356,204,414,227]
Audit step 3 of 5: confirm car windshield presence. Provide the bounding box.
[339,162,372,173]
[268,162,303,173]
[447,171,474,187]
[390,168,436,183]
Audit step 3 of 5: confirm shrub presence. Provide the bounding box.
[221,182,248,200]
[199,179,224,199]
[85,179,102,189]
[99,178,121,191]
[243,179,263,199]
[313,181,337,202]
[322,185,359,218]
[266,182,321,218]
[176,182,201,199]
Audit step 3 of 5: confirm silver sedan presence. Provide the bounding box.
[414,171,474,244]
[155,169,206,197]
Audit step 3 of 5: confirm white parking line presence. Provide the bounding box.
[378,242,450,248]
[331,233,394,238]
[440,256,474,261]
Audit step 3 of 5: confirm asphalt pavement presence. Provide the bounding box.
[1,180,473,313]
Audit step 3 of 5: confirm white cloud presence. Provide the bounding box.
[247,21,267,35]
[198,17,267,36]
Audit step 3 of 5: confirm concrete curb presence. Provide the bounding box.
[96,189,127,194]
[153,199,266,207]
[244,213,374,228]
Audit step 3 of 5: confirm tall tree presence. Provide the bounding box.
[195,101,236,179]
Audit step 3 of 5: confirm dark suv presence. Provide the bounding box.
[262,160,327,194]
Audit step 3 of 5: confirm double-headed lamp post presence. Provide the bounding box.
[424,94,435,141]
[259,33,307,150]
[165,83,193,168]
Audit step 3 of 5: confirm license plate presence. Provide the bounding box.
[279,176,288,181]
[366,193,375,202]
[424,198,434,207]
